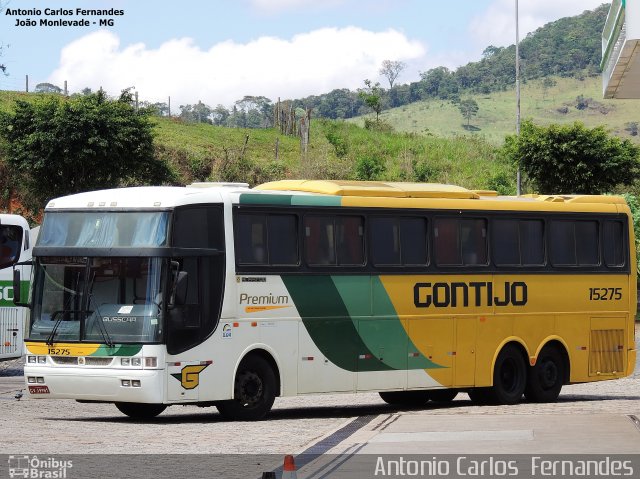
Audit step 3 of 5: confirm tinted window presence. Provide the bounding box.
[604,220,625,267]
[0,225,23,268]
[550,220,599,266]
[435,218,487,266]
[493,219,544,266]
[371,217,427,266]
[236,213,298,266]
[305,215,364,266]
[173,206,224,249]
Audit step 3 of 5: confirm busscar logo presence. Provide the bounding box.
[8,455,73,478]
[170,364,209,390]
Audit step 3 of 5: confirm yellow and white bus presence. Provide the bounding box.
[19,180,637,420]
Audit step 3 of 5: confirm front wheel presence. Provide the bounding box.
[524,345,565,403]
[217,355,276,421]
[115,402,166,419]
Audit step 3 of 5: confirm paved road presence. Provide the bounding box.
[0,329,638,477]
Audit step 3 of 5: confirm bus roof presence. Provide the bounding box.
[255,180,627,204]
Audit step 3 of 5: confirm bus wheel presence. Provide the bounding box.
[217,355,276,421]
[115,402,166,419]
[488,344,527,405]
[524,345,564,403]
[379,391,430,407]
[425,389,458,403]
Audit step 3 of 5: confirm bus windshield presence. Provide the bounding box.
[38,211,169,247]
[29,257,166,344]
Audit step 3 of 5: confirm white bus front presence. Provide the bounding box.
[22,203,227,419]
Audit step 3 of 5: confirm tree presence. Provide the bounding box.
[358,79,384,122]
[0,90,174,208]
[379,60,406,89]
[503,120,640,194]
[458,98,479,127]
[34,83,63,94]
[541,78,557,100]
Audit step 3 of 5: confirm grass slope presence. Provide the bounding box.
[0,91,510,194]
[353,76,640,145]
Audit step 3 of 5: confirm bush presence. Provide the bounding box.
[355,155,385,180]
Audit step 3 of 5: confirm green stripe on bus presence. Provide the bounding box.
[370,276,442,370]
[91,344,143,357]
[239,193,342,207]
[282,275,390,372]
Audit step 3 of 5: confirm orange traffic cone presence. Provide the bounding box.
[282,454,298,479]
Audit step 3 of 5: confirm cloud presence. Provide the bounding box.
[49,28,424,108]
[469,0,606,50]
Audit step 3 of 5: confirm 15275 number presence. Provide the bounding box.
[588,287,622,301]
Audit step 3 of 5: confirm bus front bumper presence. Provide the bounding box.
[24,366,165,403]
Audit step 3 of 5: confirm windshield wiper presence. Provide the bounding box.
[46,310,85,346]
[87,293,114,348]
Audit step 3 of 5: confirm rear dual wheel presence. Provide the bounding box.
[524,345,564,403]
[469,344,527,405]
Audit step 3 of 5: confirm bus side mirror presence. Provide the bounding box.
[13,269,21,303]
[12,268,29,308]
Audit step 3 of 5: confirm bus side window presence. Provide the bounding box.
[604,220,625,267]
[550,220,599,266]
[336,216,364,265]
[0,225,24,269]
[267,214,298,266]
[305,216,336,265]
[237,214,267,265]
[434,219,461,265]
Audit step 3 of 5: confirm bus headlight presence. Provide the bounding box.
[37,356,46,364]
[131,358,141,367]
[27,356,36,364]
[121,358,130,366]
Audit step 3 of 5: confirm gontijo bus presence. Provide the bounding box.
[18,180,637,420]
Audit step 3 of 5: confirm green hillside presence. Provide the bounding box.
[0,90,511,206]
[351,76,640,145]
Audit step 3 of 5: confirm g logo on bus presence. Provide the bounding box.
[171,364,209,390]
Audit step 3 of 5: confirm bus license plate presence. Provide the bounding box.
[28,385,50,394]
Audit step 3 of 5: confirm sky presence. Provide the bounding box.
[0,0,608,109]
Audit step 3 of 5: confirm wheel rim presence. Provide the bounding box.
[538,358,559,390]
[236,370,263,407]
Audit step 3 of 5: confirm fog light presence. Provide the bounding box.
[27,377,36,383]
[131,380,141,387]
[144,357,157,368]
[121,380,131,387]
[36,377,45,384]
[37,356,46,364]
[27,356,36,364]
[131,358,141,367]
[121,358,130,366]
